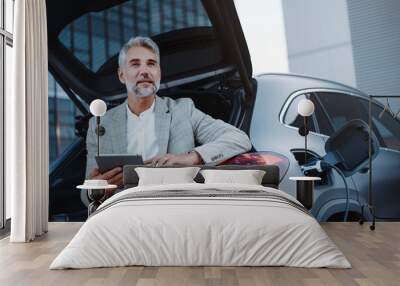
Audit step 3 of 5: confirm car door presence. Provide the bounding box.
[314,91,400,219]
[352,98,400,218]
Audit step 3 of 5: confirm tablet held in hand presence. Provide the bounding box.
[95,154,144,173]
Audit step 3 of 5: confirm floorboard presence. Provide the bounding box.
[0,222,399,286]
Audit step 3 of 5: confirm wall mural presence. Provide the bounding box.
[47,0,400,224]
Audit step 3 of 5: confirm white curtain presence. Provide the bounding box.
[6,0,49,242]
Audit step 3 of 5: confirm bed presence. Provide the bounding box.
[50,165,350,269]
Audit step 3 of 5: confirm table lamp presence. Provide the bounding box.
[297,98,315,165]
[89,99,107,156]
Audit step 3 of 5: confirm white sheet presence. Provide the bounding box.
[50,183,351,269]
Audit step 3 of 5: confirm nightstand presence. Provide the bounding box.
[289,176,321,210]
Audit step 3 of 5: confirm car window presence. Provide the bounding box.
[314,92,367,130]
[315,91,400,151]
[359,99,400,151]
[283,93,316,133]
[58,0,211,72]
[309,93,335,136]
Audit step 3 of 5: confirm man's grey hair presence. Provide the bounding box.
[118,36,160,68]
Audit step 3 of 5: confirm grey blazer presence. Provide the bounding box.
[85,96,252,177]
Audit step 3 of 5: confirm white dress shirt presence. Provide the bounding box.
[126,101,159,161]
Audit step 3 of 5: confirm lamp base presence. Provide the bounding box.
[296,180,314,210]
[87,189,106,216]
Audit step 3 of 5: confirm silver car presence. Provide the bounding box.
[250,73,400,221]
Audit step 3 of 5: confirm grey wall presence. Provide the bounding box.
[282,0,400,110]
[281,0,356,87]
[347,0,400,98]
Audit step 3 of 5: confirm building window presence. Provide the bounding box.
[58,0,210,72]
[48,74,83,163]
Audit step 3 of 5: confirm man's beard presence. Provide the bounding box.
[126,80,160,98]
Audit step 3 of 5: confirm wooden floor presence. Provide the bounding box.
[0,222,399,286]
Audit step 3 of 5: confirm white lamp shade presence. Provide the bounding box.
[297,99,315,117]
[89,99,107,117]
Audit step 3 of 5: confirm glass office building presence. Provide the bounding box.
[48,0,209,163]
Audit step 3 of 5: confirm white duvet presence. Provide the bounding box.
[50,183,351,269]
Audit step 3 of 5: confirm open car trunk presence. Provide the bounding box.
[47,0,256,221]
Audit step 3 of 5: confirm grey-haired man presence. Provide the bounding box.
[86,36,252,186]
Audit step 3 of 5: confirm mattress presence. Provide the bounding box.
[50,183,351,269]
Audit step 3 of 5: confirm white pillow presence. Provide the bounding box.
[200,169,266,185]
[135,167,201,186]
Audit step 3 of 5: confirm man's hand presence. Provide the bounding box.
[89,167,123,187]
[144,152,203,166]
